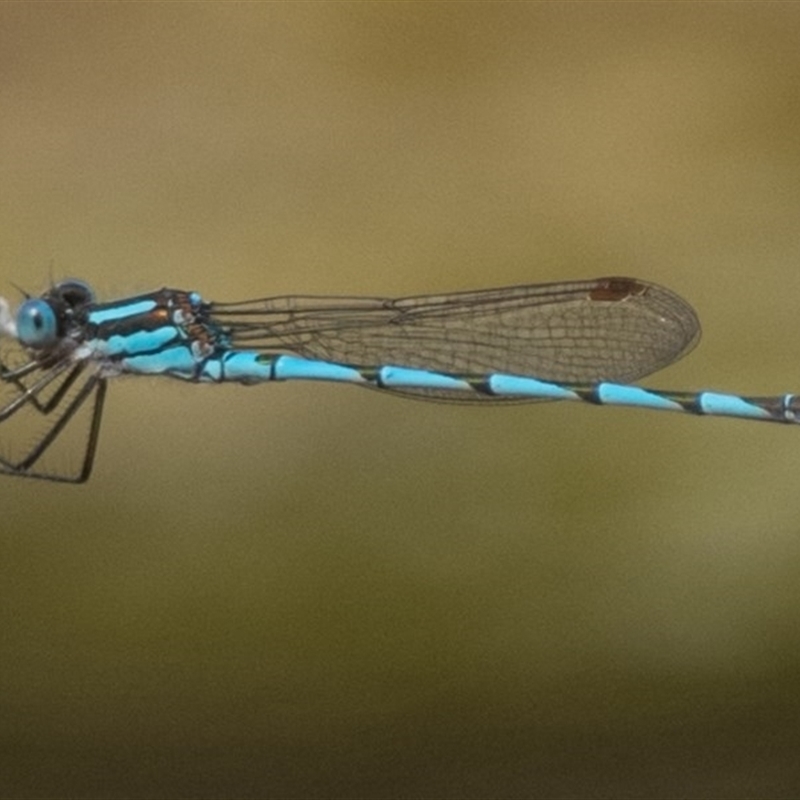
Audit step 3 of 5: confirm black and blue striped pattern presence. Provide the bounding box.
[0,276,793,482]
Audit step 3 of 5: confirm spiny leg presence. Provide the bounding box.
[0,358,82,420]
[0,374,106,482]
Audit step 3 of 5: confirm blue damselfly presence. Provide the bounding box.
[0,276,793,482]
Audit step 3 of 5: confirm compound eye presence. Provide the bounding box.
[55,279,95,308]
[16,299,58,348]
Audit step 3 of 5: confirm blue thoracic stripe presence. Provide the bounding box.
[121,346,198,376]
[88,299,157,325]
[93,326,180,357]
[4,274,800,484]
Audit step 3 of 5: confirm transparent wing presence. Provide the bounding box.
[210,277,701,401]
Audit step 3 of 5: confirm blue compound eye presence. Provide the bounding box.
[16,299,58,348]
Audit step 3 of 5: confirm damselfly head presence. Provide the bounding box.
[49,279,96,309]
[15,279,96,350]
[16,298,59,348]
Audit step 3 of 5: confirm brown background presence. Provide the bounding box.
[2,3,800,798]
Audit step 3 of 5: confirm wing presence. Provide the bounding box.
[209,277,700,401]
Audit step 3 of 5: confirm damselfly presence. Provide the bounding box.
[0,276,794,483]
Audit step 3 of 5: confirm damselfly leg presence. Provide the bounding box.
[0,344,107,482]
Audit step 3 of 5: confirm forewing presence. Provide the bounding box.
[212,278,700,401]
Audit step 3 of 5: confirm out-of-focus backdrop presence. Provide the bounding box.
[2,4,800,798]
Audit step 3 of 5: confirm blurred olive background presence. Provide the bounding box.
[2,3,800,798]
